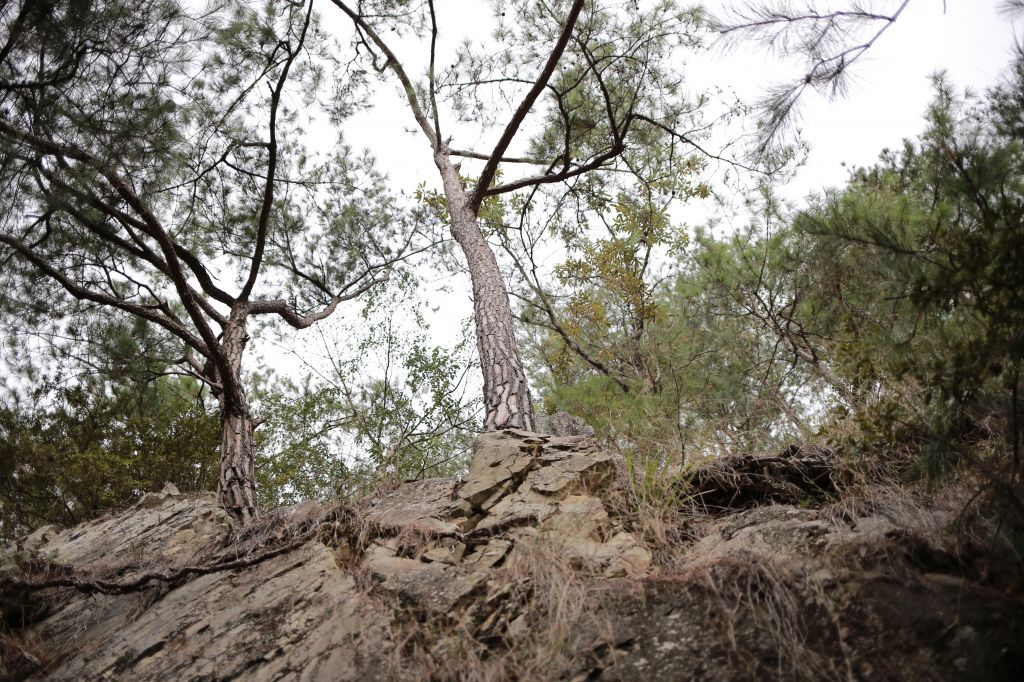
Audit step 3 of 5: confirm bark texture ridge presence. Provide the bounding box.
[435,150,535,431]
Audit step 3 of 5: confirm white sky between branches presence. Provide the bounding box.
[265,0,1020,394]
[335,1,1020,201]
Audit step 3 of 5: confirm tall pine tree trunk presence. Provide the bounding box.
[219,403,258,524]
[435,151,535,431]
[215,307,259,523]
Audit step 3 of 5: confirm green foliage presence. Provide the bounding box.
[621,449,697,509]
[3,1,1020,529]
[532,53,1024,487]
[0,0,419,522]
[793,68,1023,475]
[322,288,480,480]
[683,62,1024,480]
[0,0,410,389]
[251,286,480,509]
[528,184,805,462]
[513,127,797,460]
[252,382,351,508]
[0,279,479,522]
[414,169,507,234]
[343,335,477,478]
[0,377,219,539]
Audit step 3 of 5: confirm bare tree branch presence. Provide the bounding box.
[248,274,388,328]
[468,0,586,213]
[0,118,238,401]
[240,0,314,301]
[449,148,549,165]
[484,142,625,197]
[330,0,438,146]
[0,235,211,356]
[427,0,442,141]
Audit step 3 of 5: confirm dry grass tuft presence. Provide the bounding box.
[0,629,52,681]
[374,535,618,681]
[680,557,853,682]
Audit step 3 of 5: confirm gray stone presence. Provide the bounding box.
[14,494,393,682]
[7,435,1015,682]
[534,411,597,437]
[361,477,461,535]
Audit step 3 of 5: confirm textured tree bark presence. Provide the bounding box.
[434,149,535,431]
[219,407,258,524]
[213,306,259,524]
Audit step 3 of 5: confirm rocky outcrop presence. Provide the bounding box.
[357,430,649,621]
[2,430,648,680]
[2,434,1022,681]
[586,499,1024,681]
[450,430,648,577]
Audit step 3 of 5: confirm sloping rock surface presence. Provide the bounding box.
[585,502,1024,681]
[2,433,1022,681]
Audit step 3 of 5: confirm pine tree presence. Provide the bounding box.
[0,0,418,522]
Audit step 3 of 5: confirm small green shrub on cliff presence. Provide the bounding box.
[0,377,219,539]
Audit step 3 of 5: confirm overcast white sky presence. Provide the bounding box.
[336,1,1020,202]
[275,0,1022,383]
[741,0,1021,199]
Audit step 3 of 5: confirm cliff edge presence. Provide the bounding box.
[2,430,1022,681]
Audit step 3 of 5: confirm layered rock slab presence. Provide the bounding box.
[9,432,1018,681]
[2,429,648,680]
[574,502,1024,682]
[7,489,394,682]
[364,429,649,581]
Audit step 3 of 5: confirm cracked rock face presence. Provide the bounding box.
[6,490,393,682]
[460,430,616,531]
[11,483,232,568]
[5,430,648,680]
[361,478,461,536]
[533,411,597,437]
[364,429,649,583]
[357,430,650,618]
[7,432,1020,682]
[455,430,648,578]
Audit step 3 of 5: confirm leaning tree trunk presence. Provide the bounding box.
[214,307,259,524]
[435,151,535,431]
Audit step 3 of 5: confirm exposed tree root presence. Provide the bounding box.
[3,532,316,596]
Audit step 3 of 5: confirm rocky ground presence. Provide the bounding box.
[1,427,1022,681]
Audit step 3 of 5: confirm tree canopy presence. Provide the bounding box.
[0,0,1020,531]
[0,0,422,522]
[531,53,1023,490]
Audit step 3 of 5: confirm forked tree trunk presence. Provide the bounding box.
[214,307,259,524]
[435,151,535,431]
